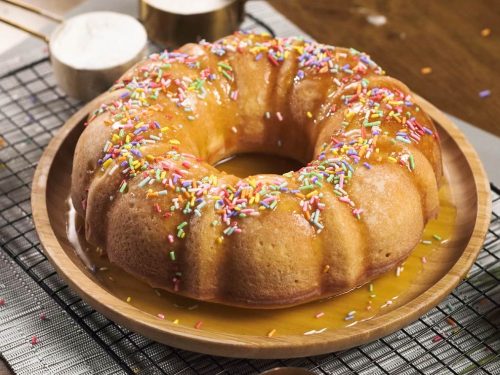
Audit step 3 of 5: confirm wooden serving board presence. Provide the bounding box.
[31,95,491,359]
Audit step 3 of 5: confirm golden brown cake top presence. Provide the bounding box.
[84,32,439,244]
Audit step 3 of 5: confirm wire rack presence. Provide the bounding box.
[1,17,499,375]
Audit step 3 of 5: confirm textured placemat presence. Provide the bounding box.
[1,2,499,374]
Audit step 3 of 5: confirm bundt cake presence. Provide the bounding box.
[71,32,442,308]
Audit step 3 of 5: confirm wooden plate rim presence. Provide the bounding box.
[31,95,491,358]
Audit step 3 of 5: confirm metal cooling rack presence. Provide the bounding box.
[0,16,499,375]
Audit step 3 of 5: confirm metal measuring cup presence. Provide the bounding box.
[140,0,246,48]
[0,0,147,102]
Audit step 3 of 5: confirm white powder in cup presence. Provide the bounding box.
[50,12,147,70]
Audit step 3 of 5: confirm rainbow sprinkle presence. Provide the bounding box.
[479,89,491,98]
[481,28,491,37]
[304,328,327,335]
[420,67,432,75]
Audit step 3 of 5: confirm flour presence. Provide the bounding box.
[50,12,147,70]
[145,0,234,15]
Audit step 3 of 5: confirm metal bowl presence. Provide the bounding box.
[139,0,246,48]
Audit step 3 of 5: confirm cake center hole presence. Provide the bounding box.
[215,153,304,178]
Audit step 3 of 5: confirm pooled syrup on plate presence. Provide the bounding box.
[67,154,456,337]
[215,153,304,178]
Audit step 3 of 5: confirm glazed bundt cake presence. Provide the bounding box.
[71,32,442,308]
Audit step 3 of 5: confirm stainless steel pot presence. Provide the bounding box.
[140,0,246,48]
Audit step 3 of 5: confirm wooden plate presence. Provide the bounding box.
[31,95,491,359]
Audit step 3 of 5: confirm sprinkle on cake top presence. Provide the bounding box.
[87,32,436,243]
